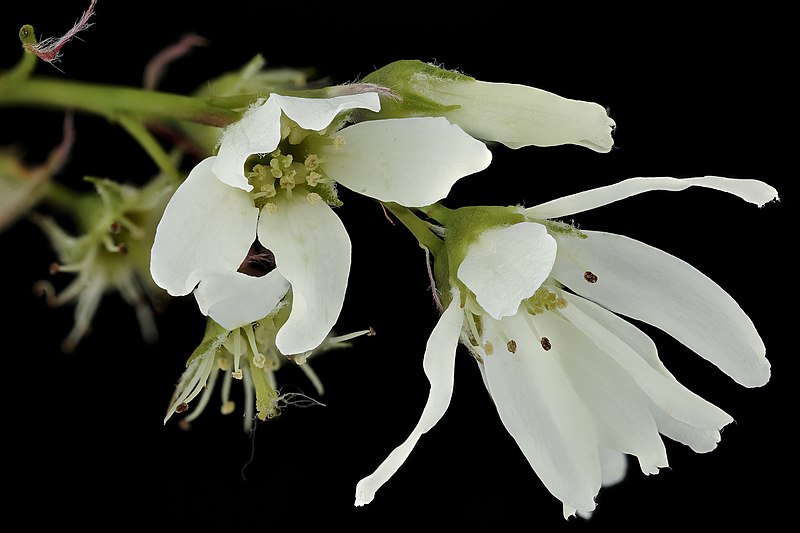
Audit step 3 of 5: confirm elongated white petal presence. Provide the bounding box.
[527,176,779,219]
[150,157,258,296]
[458,222,556,319]
[482,313,600,513]
[650,410,723,453]
[560,293,733,429]
[415,79,614,152]
[193,270,291,330]
[257,196,350,355]
[565,290,673,378]
[554,232,769,387]
[319,117,491,206]
[599,448,628,487]
[355,292,464,506]
[273,93,380,131]
[213,97,282,191]
[535,310,668,475]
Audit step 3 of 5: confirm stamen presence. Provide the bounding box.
[584,271,598,283]
[306,171,322,187]
[304,154,320,170]
[183,367,220,423]
[243,324,264,366]
[232,329,243,377]
[299,363,325,396]
[507,340,517,353]
[118,216,145,239]
[328,328,375,344]
[221,401,236,415]
[281,155,293,168]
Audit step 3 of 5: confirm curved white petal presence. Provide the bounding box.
[554,232,769,387]
[599,448,628,487]
[319,117,491,206]
[213,97,282,191]
[355,291,464,506]
[457,222,556,319]
[194,270,291,330]
[150,157,258,296]
[482,313,600,513]
[534,310,668,475]
[526,176,779,219]
[560,293,734,429]
[415,79,615,152]
[257,196,351,355]
[273,93,381,131]
[651,410,723,453]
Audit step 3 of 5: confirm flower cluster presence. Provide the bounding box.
[1,9,778,520]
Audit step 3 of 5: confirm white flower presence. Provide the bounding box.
[354,176,777,516]
[363,60,616,153]
[151,92,491,355]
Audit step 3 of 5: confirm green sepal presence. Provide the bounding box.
[185,319,230,367]
[362,60,468,119]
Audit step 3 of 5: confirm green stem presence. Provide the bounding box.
[117,115,181,183]
[383,202,443,255]
[42,181,84,213]
[0,77,241,127]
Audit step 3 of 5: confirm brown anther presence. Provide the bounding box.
[584,271,598,283]
[540,337,552,351]
[178,420,192,431]
[118,243,129,255]
[507,340,517,354]
[368,327,377,336]
[175,402,189,414]
[110,222,121,234]
[49,262,60,276]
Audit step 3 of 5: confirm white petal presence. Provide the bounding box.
[213,97,282,191]
[560,293,734,429]
[650,411,723,453]
[566,292,728,453]
[457,222,556,319]
[354,291,464,506]
[150,157,258,296]
[257,195,351,355]
[554,232,769,387]
[319,117,491,206]
[194,270,291,330]
[526,176,779,219]
[273,93,381,131]
[599,448,628,487]
[482,313,600,513]
[534,310,668,475]
[413,79,615,152]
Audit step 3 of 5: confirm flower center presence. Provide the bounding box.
[245,117,343,211]
[237,240,277,278]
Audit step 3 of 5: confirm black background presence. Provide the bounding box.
[1,2,792,530]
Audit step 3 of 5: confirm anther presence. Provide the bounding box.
[306,171,322,187]
[507,340,517,354]
[333,135,346,149]
[175,402,189,414]
[584,271,598,283]
[306,193,322,204]
[232,369,243,380]
[110,222,121,234]
[49,262,60,276]
[264,203,278,214]
[253,353,266,368]
[304,154,320,170]
[220,401,236,415]
[484,341,494,356]
[540,337,552,351]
